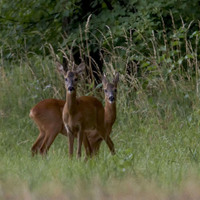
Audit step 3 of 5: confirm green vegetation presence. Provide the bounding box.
[1,0,200,64]
[1,55,200,199]
[1,0,200,199]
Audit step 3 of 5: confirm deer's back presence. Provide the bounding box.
[30,99,65,131]
[76,96,104,130]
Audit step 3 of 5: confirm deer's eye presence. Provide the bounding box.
[104,89,107,93]
[65,78,68,81]
[74,78,78,82]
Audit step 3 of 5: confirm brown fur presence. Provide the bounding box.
[30,99,67,155]
[62,64,116,158]
[30,72,118,156]
[30,96,116,156]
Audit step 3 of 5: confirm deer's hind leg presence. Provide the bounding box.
[105,136,115,155]
[83,132,92,158]
[100,131,115,155]
[77,129,84,158]
[31,129,45,156]
[39,125,61,155]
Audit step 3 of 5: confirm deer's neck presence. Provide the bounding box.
[104,100,116,129]
[66,91,77,114]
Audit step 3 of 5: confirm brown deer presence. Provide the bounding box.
[30,99,67,155]
[30,71,118,156]
[86,73,119,154]
[59,62,115,158]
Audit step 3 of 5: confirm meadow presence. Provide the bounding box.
[1,0,200,198]
[1,54,200,199]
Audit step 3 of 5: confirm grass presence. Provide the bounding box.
[1,57,200,199]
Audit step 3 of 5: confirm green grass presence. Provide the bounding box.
[1,58,200,199]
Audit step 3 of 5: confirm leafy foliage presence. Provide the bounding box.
[0,0,200,88]
[1,0,200,58]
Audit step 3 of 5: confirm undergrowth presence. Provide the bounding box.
[0,19,200,199]
[1,57,200,199]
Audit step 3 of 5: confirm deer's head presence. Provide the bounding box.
[102,73,119,104]
[57,62,85,93]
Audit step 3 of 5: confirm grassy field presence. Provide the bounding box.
[1,57,200,199]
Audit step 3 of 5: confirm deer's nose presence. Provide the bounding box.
[68,86,75,92]
[109,96,115,102]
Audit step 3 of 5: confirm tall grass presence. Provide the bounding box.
[0,18,200,199]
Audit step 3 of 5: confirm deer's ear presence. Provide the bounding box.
[56,62,66,76]
[113,72,119,86]
[102,74,108,88]
[75,62,85,74]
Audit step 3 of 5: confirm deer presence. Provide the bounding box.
[30,69,118,157]
[86,73,119,154]
[30,99,67,155]
[58,62,115,158]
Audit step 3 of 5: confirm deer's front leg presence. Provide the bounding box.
[65,123,74,158]
[68,133,74,158]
